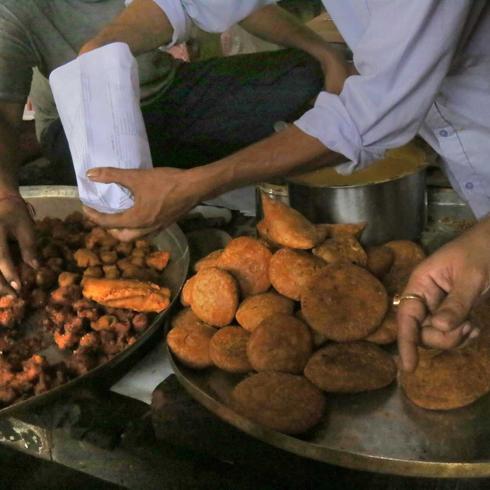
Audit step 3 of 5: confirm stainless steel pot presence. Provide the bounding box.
[287,167,427,245]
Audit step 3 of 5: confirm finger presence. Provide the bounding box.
[86,167,137,191]
[430,284,482,333]
[108,225,160,242]
[82,205,139,229]
[0,273,15,295]
[0,230,20,292]
[16,218,39,269]
[419,321,477,351]
[397,298,425,372]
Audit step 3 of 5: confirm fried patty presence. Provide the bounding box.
[209,326,252,373]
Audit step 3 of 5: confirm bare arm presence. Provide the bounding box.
[0,101,23,192]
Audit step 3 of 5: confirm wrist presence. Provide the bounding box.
[185,163,231,202]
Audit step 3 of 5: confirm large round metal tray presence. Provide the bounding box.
[0,186,189,418]
[169,347,490,478]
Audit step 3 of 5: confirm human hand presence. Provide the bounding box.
[0,195,38,294]
[82,167,202,233]
[319,48,356,95]
[397,219,490,372]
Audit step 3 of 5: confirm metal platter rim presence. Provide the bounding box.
[168,348,490,479]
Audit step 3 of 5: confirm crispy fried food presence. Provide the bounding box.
[301,263,388,342]
[91,315,118,332]
[400,347,490,410]
[366,245,394,278]
[269,248,326,301]
[316,222,366,240]
[116,241,133,256]
[258,196,319,250]
[383,267,412,296]
[74,248,101,268]
[218,237,272,296]
[296,310,328,348]
[170,308,211,330]
[247,314,312,373]
[384,240,426,270]
[193,249,223,273]
[180,276,195,307]
[50,286,82,306]
[305,342,397,393]
[146,251,170,271]
[191,268,239,327]
[232,372,326,434]
[0,296,26,328]
[100,250,118,265]
[82,278,171,313]
[83,266,104,279]
[312,236,367,267]
[85,227,118,250]
[366,308,398,345]
[209,326,252,373]
[167,319,216,369]
[256,220,281,249]
[235,292,294,332]
[103,265,120,280]
[58,272,81,288]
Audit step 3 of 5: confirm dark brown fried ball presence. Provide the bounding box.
[384,240,426,270]
[167,320,217,370]
[383,267,412,296]
[269,248,326,301]
[312,236,367,268]
[366,245,394,278]
[301,263,388,342]
[366,308,398,345]
[304,342,397,393]
[193,249,223,273]
[232,372,326,435]
[209,326,252,373]
[58,271,81,288]
[399,347,490,410]
[247,314,312,373]
[191,267,239,327]
[235,291,294,332]
[219,237,272,296]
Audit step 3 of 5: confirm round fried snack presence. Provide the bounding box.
[247,314,312,373]
[193,249,223,273]
[180,276,196,307]
[366,308,398,345]
[312,236,367,268]
[209,326,252,373]
[269,249,326,301]
[295,310,328,348]
[384,240,426,270]
[304,342,397,393]
[232,372,326,434]
[236,292,294,332]
[383,267,413,296]
[259,195,319,250]
[167,319,217,370]
[191,267,239,327]
[366,245,394,278]
[400,347,490,410]
[316,222,367,240]
[301,263,388,341]
[219,237,272,296]
[171,308,212,330]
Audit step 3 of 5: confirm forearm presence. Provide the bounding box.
[0,111,21,195]
[79,0,173,56]
[188,125,341,201]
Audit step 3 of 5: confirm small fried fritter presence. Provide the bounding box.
[384,240,426,271]
[301,263,388,342]
[232,372,326,435]
[146,251,170,271]
[247,314,312,373]
[180,276,196,307]
[235,291,294,332]
[316,222,366,240]
[304,342,397,393]
[193,249,223,273]
[366,245,394,278]
[209,326,252,373]
[258,196,319,250]
[219,237,272,296]
[312,236,367,268]
[269,248,326,301]
[191,267,239,327]
[366,308,398,345]
[171,308,211,331]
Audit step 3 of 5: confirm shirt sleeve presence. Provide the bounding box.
[295,0,475,173]
[152,0,276,47]
[0,7,36,102]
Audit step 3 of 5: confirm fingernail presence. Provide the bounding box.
[469,329,480,339]
[462,323,472,336]
[86,169,99,179]
[10,281,19,291]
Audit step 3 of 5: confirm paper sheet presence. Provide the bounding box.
[49,42,152,214]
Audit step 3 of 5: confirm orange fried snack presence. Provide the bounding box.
[193,249,223,273]
[301,263,388,342]
[258,195,319,250]
[247,314,312,374]
[235,291,294,332]
[316,222,366,240]
[171,308,211,330]
[399,347,490,410]
[219,237,272,296]
[180,276,196,307]
[366,308,398,345]
[146,251,170,271]
[269,248,326,301]
[209,326,252,373]
[304,342,397,393]
[384,240,426,270]
[366,245,394,278]
[191,267,239,327]
[82,278,171,313]
[232,372,326,435]
[167,319,217,370]
[312,236,367,268]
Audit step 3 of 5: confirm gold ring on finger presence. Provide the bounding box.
[392,293,427,307]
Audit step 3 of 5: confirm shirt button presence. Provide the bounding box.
[465,182,474,190]
[439,129,449,137]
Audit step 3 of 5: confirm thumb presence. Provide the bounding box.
[86,167,135,190]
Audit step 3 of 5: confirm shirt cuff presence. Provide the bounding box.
[152,0,192,47]
[294,91,385,175]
